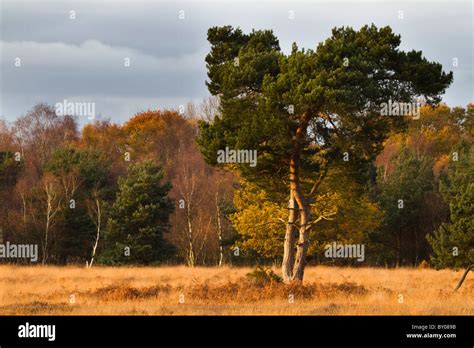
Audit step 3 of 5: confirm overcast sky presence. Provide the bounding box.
[0,0,473,125]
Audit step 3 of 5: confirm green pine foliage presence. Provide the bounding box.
[43,147,111,263]
[101,161,175,265]
[428,145,474,268]
[372,145,434,266]
[198,24,452,279]
[0,151,23,190]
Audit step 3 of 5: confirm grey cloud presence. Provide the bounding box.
[0,1,472,123]
[1,40,207,97]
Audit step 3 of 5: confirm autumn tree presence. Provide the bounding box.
[171,147,212,266]
[198,24,452,281]
[123,110,196,170]
[232,166,383,265]
[308,165,384,265]
[79,120,128,181]
[14,103,77,175]
[405,104,470,162]
[170,141,235,267]
[231,180,286,261]
[123,109,235,266]
[2,104,80,261]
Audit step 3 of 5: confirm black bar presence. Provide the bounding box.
[0,316,472,346]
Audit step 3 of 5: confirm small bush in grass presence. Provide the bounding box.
[418,260,430,269]
[245,266,283,286]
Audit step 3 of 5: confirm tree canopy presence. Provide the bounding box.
[198,24,453,281]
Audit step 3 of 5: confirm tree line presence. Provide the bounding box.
[0,25,472,277]
[0,103,235,266]
[0,101,471,269]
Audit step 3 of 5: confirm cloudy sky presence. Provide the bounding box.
[1,0,472,124]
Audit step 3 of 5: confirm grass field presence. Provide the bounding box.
[0,265,472,315]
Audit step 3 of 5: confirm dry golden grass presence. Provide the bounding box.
[0,265,472,315]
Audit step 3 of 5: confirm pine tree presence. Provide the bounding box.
[428,145,474,268]
[101,161,175,264]
[373,145,434,266]
[41,148,111,263]
[198,24,452,281]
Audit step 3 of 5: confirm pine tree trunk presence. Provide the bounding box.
[282,192,297,282]
[292,192,311,281]
[282,113,311,283]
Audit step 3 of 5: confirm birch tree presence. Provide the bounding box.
[41,174,62,264]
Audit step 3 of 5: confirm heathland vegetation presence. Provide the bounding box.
[0,25,472,285]
[0,265,472,315]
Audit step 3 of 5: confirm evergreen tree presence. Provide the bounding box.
[198,24,452,281]
[44,147,110,263]
[428,145,474,268]
[101,161,175,264]
[373,145,434,266]
[0,151,23,190]
[0,151,23,243]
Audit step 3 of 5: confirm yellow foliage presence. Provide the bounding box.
[232,169,384,259]
[231,181,286,257]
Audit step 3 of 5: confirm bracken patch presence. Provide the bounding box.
[0,301,73,315]
[186,279,368,302]
[91,284,172,301]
